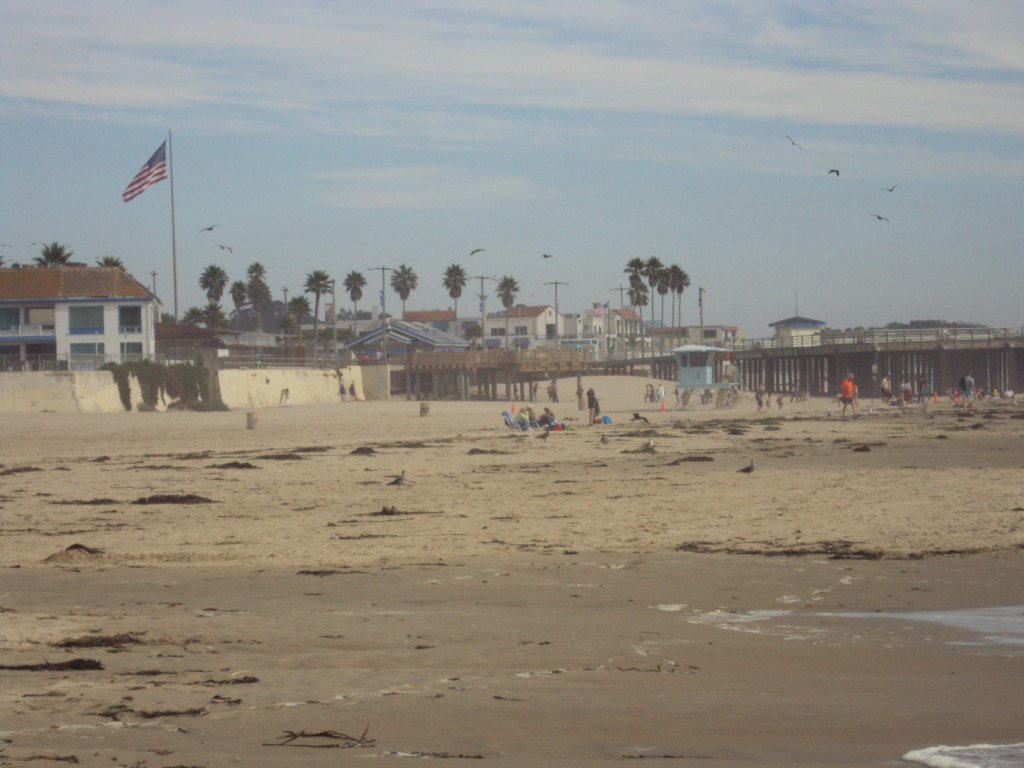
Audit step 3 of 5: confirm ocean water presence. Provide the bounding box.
[814,605,1024,652]
[902,742,1024,768]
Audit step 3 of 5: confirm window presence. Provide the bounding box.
[703,329,717,339]
[119,306,143,333]
[120,342,143,356]
[0,308,18,330]
[490,327,506,336]
[70,342,105,355]
[69,306,104,335]
[514,325,529,336]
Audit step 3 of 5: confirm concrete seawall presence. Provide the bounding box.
[0,366,374,413]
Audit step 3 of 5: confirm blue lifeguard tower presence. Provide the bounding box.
[672,344,738,408]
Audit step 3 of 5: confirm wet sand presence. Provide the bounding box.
[2,376,1023,766]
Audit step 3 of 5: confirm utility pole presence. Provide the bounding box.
[330,279,338,361]
[544,280,569,349]
[470,275,497,349]
[369,266,393,361]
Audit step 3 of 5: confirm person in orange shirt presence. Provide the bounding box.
[840,373,858,417]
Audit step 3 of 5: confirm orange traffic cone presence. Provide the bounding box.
[660,398,666,412]
[933,391,938,403]
[510,403,516,414]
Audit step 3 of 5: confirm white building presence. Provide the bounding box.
[0,266,159,370]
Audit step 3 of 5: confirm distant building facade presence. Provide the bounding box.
[0,267,158,370]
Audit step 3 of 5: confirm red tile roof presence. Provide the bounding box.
[0,267,154,300]
[496,305,551,319]
[404,309,455,322]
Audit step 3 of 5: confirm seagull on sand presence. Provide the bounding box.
[470,248,485,255]
[785,134,803,149]
[827,169,840,176]
[631,412,650,424]
[869,214,890,222]
[640,437,655,453]
[200,224,219,232]
[600,433,610,445]
[387,470,406,486]
[536,428,550,440]
[737,460,755,475]
[216,244,233,252]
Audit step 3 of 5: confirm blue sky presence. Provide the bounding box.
[2,1,1023,336]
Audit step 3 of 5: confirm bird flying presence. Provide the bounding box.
[785,135,803,149]
[216,244,233,252]
[200,225,219,232]
[881,185,898,192]
[542,254,553,259]
[387,470,406,486]
[737,460,755,475]
[631,412,650,424]
[869,214,890,222]
[470,248,485,255]
[827,169,840,176]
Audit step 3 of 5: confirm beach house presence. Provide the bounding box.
[0,266,159,371]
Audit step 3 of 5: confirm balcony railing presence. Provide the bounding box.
[0,324,56,338]
[1,353,164,372]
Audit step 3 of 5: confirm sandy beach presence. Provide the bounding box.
[2,375,1023,767]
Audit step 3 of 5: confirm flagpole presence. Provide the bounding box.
[167,128,179,321]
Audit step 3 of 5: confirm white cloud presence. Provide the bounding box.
[3,0,1024,138]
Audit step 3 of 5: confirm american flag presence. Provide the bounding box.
[122,142,168,202]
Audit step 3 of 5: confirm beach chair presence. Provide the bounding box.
[503,410,528,431]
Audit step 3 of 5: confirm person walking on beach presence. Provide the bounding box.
[880,375,892,405]
[587,386,599,425]
[960,372,976,414]
[548,380,559,403]
[840,373,858,417]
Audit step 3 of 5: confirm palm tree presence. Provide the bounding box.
[463,321,482,347]
[246,262,267,283]
[34,242,75,266]
[627,283,649,357]
[389,264,418,318]
[96,255,124,268]
[201,302,228,329]
[199,265,229,303]
[246,263,271,330]
[287,295,311,342]
[642,256,664,330]
[229,281,248,311]
[181,307,205,327]
[277,314,296,335]
[669,265,691,327]
[304,270,333,357]
[656,267,671,327]
[496,275,519,349]
[343,270,367,338]
[442,263,468,337]
[624,257,646,290]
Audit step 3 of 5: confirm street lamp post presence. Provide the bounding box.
[470,275,497,350]
[698,286,706,344]
[369,266,393,361]
[544,280,569,349]
[330,279,338,361]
